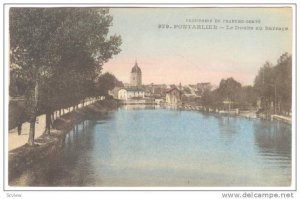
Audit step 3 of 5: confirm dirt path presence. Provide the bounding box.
[8,100,95,151]
[8,114,46,151]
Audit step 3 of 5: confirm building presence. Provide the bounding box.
[110,59,145,102]
[144,83,167,98]
[165,87,182,105]
[118,87,145,100]
[130,60,142,87]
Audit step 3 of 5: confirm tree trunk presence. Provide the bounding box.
[28,80,39,146]
[17,123,22,135]
[61,134,66,148]
[75,124,78,134]
[59,109,61,117]
[44,111,51,135]
[28,117,36,146]
[51,112,54,126]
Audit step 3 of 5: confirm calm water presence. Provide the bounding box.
[12,105,292,186]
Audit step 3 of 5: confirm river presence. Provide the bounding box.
[12,105,292,187]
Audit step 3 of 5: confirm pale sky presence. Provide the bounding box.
[103,7,292,86]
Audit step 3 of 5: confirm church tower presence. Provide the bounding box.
[130,60,142,87]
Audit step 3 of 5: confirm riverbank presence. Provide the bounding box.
[8,99,119,184]
[254,112,291,124]
[271,114,292,124]
[10,103,291,187]
[176,104,292,124]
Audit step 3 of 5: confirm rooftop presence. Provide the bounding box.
[124,86,145,92]
[131,60,142,73]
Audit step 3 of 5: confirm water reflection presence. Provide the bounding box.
[10,120,97,186]
[253,121,291,171]
[217,116,239,143]
[254,121,291,155]
[121,104,158,110]
[10,107,292,187]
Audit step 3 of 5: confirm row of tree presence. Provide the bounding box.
[200,78,257,111]
[199,53,292,115]
[9,8,121,145]
[254,53,292,116]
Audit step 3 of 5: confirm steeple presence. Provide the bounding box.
[133,58,138,68]
[131,59,141,73]
[130,58,142,86]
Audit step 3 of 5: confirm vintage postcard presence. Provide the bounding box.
[3,3,296,196]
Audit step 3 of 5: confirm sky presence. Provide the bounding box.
[103,7,292,86]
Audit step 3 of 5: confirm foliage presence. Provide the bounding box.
[95,72,117,96]
[9,8,122,143]
[217,77,242,102]
[200,78,256,110]
[199,53,292,114]
[10,7,122,110]
[254,53,292,114]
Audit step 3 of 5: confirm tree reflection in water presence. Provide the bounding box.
[254,121,291,158]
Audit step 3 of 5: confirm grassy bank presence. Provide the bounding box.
[8,99,119,184]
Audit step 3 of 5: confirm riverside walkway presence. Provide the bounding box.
[8,98,99,151]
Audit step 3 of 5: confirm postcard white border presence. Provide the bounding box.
[2,1,298,193]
